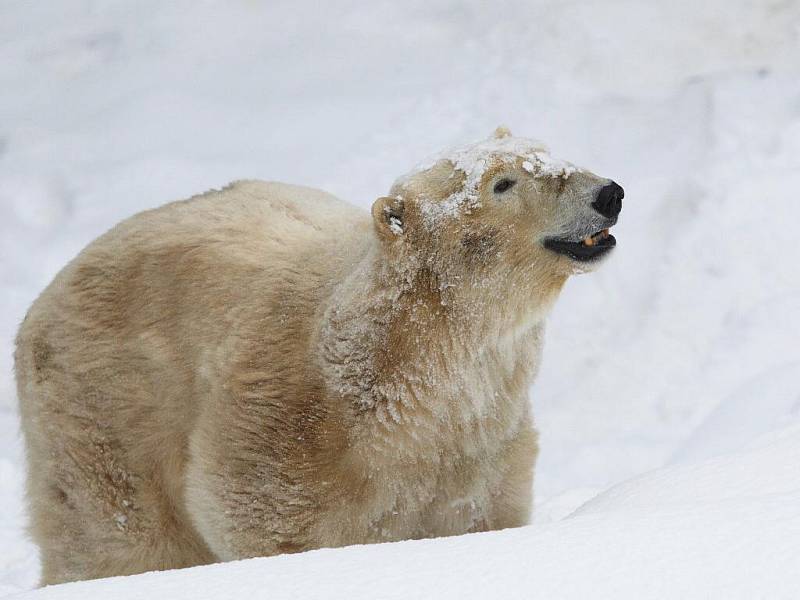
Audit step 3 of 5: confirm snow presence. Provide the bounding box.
[395,131,575,227]
[9,424,800,600]
[387,215,404,235]
[2,0,800,597]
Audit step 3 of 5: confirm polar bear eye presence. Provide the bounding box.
[493,178,516,194]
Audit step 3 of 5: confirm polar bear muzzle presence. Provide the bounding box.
[543,181,623,262]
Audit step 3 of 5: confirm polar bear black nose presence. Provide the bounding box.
[592,182,624,219]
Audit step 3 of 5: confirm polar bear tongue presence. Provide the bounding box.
[582,229,611,247]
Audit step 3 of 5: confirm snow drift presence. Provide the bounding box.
[12,421,800,600]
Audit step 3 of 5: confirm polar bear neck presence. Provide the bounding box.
[316,245,545,459]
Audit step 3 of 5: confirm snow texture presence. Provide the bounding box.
[9,424,800,600]
[2,0,800,597]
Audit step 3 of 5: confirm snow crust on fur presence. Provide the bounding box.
[394,133,578,229]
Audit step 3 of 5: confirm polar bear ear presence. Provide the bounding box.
[493,126,512,139]
[371,196,405,240]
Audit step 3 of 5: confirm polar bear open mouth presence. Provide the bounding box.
[544,228,616,262]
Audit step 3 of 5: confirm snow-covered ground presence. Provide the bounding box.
[12,422,800,600]
[1,0,799,597]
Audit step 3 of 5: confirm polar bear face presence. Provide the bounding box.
[372,129,622,300]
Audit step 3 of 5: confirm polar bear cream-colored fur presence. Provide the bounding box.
[15,128,622,584]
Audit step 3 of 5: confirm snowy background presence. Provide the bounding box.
[2,0,800,597]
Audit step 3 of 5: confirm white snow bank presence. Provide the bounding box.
[12,423,800,600]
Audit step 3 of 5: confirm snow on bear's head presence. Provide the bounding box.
[371,128,623,298]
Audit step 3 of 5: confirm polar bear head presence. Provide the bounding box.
[371,128,622,307]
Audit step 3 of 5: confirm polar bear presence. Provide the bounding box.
[15,128,622,585]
